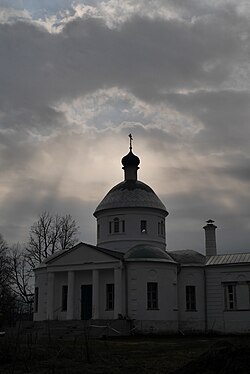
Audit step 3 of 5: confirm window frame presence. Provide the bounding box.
[141,220,147,233]
[186,285,196,311]
[114,218,120,233]
[158,220,165,236]
[224,283,237,311]
[108,217,125,235]
[147,282,158,310]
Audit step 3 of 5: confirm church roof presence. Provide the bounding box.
[206,252,250,265]
[168,249,206,265]
[124,244,176,263]
[35,242,123,268]
[94,180,167,215]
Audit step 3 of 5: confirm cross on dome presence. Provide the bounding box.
[129,133,133,151]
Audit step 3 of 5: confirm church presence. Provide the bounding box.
[34,136,250,334]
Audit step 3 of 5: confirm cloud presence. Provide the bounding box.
[0,8,247,111]
[0,1,250,253]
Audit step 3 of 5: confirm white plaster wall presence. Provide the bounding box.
[177,266,206,332]
[53,272,68,320]
[96,208,166,252]
[126,261,178,332]
[206,264,250,333]
[33,269,48,321]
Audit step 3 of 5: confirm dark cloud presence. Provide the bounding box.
[0,3,250,253]
[0,9,247,112]
[165,90,250,153]
[165,190,250,253]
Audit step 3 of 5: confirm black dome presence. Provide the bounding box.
[122,151,140,168]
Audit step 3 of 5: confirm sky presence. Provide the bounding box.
[0,0,250,254]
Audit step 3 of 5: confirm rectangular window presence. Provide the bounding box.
[97,224,100,239]
[62,285,68,311]
[109,221,112,234]
[186,285,196,311]
[158,221,165,236]
[161,221,164,235]
[141,220,147,233]
[106,284,114,310]
[147,282,158,310]
[225,284,236,310]
[34,287,39,313]
[122,220,125,233]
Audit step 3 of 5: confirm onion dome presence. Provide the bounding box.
[124,244,176,263]
[122,150,140,168]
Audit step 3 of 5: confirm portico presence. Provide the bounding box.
[36,243,125,322]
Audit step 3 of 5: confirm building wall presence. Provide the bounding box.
[53,271,68,320]
[126,261,178,333]
[34,251,250,335]
[96,208,166,252]
[99,269,115,319]
[33,268,48,321]
[206,264,250,333]
[177,266,206,332]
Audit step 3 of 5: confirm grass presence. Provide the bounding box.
[1,330,250,374]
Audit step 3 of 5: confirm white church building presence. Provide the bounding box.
[34,137,250,334]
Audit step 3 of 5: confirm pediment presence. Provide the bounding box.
[46,243,120,267]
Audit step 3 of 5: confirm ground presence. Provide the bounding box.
[1,326,250,373]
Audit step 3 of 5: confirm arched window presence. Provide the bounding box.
[109,217,125,234]
[114,218,119,233]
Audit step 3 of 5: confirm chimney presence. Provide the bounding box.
[203,219,217,256]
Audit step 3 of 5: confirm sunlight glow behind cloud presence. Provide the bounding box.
[0,0,250,252]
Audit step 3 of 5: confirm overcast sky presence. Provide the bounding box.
[1,0,250,254]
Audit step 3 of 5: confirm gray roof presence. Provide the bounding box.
[206,253,250,265]
[124,244,176,263]
[168,249,206,265]
[94,180,167,215]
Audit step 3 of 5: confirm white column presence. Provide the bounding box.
[92,269,99,319]
[47,272,55,320]
[114,267,122,318]
[67,271,75,320]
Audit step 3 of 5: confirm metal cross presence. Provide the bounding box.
[129,133,133,151]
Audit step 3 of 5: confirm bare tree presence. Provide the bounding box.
[9,244,33,304]
[0,234,9,292]
[25,211,79,268]
[0,234,16,323]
